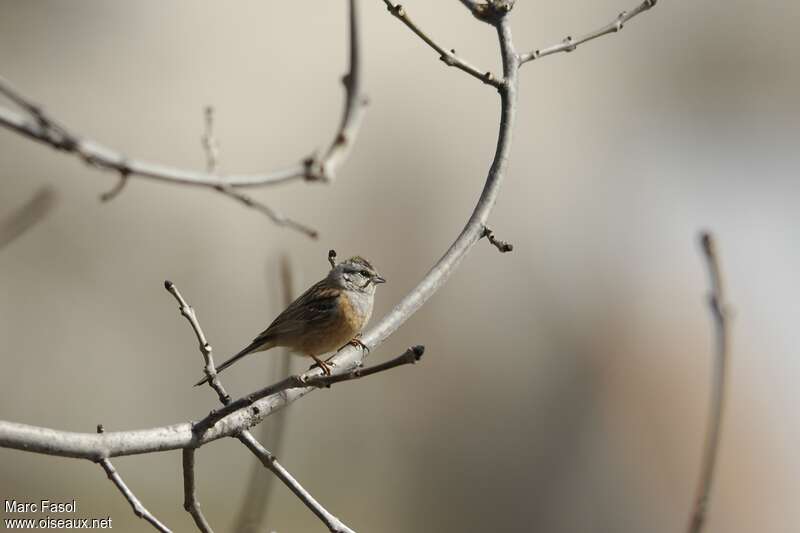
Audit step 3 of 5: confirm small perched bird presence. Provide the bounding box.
[195,256,385,385]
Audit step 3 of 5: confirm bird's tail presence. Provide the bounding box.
[193,341,266,387]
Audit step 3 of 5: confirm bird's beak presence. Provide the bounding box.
[373,275,386,284]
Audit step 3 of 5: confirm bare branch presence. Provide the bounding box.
[95,424,171,532]
[308,0,368,182]
[99,173,129,203]
[0,2,522,463]
[201,106,220,174]
[482,226,513,253]
[0,186,57,250]
[686,232,731,533]
[304,345,424,388]
[197,107,318,237]
[0,0,365,199]
[99,459,171,532]
[519,0,657,64]
[172,278,358,533]
[381,1,503,88]
[164,281,229,403]
[182,448,214,533]
[194,343,422,433]
[238,431,356,533]
[214,185,318,239]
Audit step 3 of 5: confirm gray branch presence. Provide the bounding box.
[98,457,171,533]
[238,431,356,533]
[182,448,213,533]
[382,1,503,88]
[0,3,665,532]
[200,106,317,238]
[0,0,364,223]
[686,232,731,533]
[518,0,657,64]
[169,280,357,532]
[0,0,522,462]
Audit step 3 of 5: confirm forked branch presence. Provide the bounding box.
[381,1,503,87]
[96,424,171,532]
[168,280,357,532]
[0,0,365,233]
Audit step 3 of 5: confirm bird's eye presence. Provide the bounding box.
[360,270,370,277]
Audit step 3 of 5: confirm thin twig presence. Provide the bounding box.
[0,0,526,462]
[238,432,356,533]
[304,345,424,388]
[195,345,424,432]
[198,107,317,236]
[518,0,657,64]
[482,226,513,253]
[99,459,172,532]
[214,185,318,239]
[686,232,731,533]
[381,1,503,88]
[0,186,57,250]
[99,172,129,203]
[0,0,364,200]
[165,280,229,405]
[201,106,220,174]
[182,448,214,533]
[96,425,171,533]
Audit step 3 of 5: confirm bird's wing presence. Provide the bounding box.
[250,279,340,345]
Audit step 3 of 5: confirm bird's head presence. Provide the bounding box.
[329,256,386,295]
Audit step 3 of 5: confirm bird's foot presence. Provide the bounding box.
[309,356,333,376]
[342,334,369,354]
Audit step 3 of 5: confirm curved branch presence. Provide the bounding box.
[0,0,364,191]
[0,5,519,462]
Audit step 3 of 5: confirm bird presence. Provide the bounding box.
[195,255,385,385]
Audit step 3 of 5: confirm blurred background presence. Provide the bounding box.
[1,1,798,531]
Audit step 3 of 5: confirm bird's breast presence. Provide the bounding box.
[338,290,373,333]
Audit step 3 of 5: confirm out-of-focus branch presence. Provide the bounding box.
[201,106,220,175]
[0,186,57,250]
[518,0,657,64]
[182,448,213,533]
[234,257,297,533]
[686,232,731,533]
[200,107,317,238]
[0,0,364,222]
[381,1,503,88]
